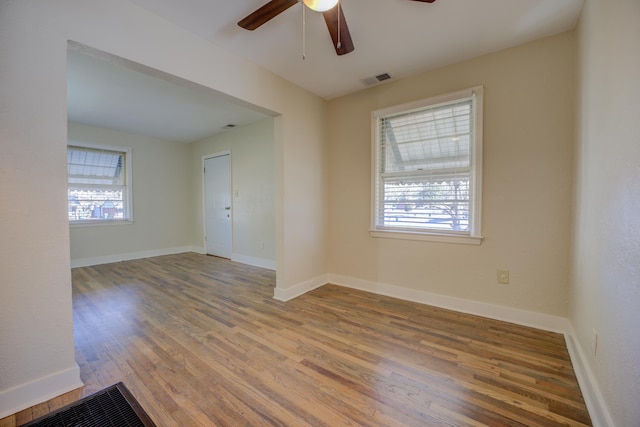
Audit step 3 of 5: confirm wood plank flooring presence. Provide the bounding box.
[1,253,591,426]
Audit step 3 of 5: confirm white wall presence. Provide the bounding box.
[571,0,640,425]
[68,123,193,266]
[327,32,575,318]
[0,0,327,417]
[191,119,276,269]
[0,3,82,415]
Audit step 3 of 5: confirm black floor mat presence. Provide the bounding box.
[22,382,156,427]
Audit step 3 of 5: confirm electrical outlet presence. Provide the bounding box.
[497,269,510,284]
[592,329,598,357]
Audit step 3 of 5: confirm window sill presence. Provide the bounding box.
[70,220,134,228]
[369,229,483,245]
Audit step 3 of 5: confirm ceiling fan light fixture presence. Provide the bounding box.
[303,0,339,12]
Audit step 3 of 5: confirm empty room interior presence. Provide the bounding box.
[0,0,638,426]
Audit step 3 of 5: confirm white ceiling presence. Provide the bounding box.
[131,0,584,100]
[67,0,583,142]
[67,49,271,143]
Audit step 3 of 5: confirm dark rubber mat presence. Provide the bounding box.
[22,382,155,427]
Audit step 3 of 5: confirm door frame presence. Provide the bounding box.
[202,150,232,257]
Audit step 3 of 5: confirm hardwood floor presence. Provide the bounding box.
[1,253,591,426]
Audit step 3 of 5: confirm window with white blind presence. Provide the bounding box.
[371,87,483,244]
[67,144,132,224]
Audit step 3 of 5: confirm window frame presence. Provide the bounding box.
[67,143,133,226]
[370,86,484,245]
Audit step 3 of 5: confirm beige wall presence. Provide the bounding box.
[327,32,575,317]
[9,0,639,421]
[0,0,327,416]
[68,123,193,264]
[571,0,640,424]
[191,119,276,268]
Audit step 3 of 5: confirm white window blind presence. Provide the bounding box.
[372,87,483,242]
[67,145,131,222]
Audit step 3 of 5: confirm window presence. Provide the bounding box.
[371,86,483,244]
[67,144,132,224]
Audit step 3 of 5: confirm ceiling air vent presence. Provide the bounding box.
[361,72,392,87]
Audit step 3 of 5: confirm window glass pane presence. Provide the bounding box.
[67,145,128,222]
[382,174,470,232]
[373,90,480,237]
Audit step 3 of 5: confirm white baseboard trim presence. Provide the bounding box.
[70,246,200,268]
[232,253,276,270]
[273,274,328,302]
[564,325,615,427]
[328,274,570,333]
[0,364,83,419]
[72,247,274,271]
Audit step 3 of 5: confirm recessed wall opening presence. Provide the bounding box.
[66,42,278,276]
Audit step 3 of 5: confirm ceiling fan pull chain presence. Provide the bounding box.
[337,1,342,49]
[302,2,306,60]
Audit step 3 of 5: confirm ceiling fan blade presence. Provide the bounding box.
[238,0,299,31]
[323,4,354,56]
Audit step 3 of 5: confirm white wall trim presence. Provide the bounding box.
[273,274,328,302]
[231,253,276,270]
[564,326,615,427]
[0,364,83,419]
[191,246,206,255]
[71,246,276,271]
[328,274,569,333]
[70,246,200,268]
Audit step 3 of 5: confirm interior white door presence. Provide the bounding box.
[204,154,232,258]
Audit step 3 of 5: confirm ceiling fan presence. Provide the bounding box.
[238,0,436,56]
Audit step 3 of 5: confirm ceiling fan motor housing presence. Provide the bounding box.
[303,0,339,13]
